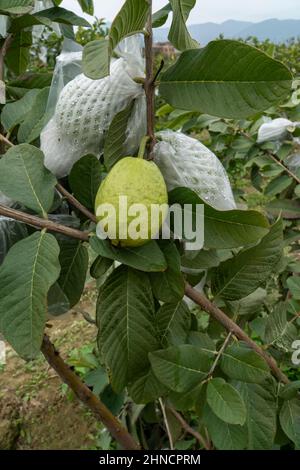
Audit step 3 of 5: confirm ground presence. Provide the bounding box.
[0,291,102,450]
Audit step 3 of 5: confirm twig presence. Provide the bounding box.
[144,1,156,158]
[41,334,140,450]
[75,307,96,325]
[159,398,174,450]
[167,406,211,450]
[207,331,233,378]
[267,151,300,185]
[0,133,13,148]
[184,283,289,384]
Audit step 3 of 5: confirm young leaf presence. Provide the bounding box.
[207,378,247,425]
[69,154,102,210]
[203,405,248,450]
[97,265,159,392]
[104,102,134,171]
[279,399,300,448]
[90,236,167,273]
[0,144,57,216]
[150,242,185,302]
[160,40,292,119]
[220,343,270,383]
[168,0,198,51]
[155,300,191,347]
[0,232,60,359]
[149,344,213,393]
[211,218,283,300]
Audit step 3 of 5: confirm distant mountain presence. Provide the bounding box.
[154,18,300,45]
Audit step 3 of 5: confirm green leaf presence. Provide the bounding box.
[211,218,283,300]
[83,0,149,79]
[266,199,300,219]
[56,239,88,308]
[264,174,292,197]
[265,302,298,350]
[9,14,52,32]
[96,266,158,392]
[220,343,270,383]
[160,40,292,119]
[226,288,267,317]
[279,399,300,447]
[0,144,57,216]
[90,256,114,279]
[104,102,134,171]
[85,367,109,396]
[17,87,49,143]
[235,380,277,450]
[69,155,102,211]
[35,7,90,27]
[0,0,34,15]
[181,249,220,271]
[169,188,270,249]
[0,218,28,265]
[90,236,167,273]
[1,89,39,131]
[280,381,300,401]
[77,0,94,15]
[5,31,32,76]
[168,0,198,51]
[287,276,300,299]
[152,3,172,28]
[207,378,246,425]
[128,369,167,404]
[149,345,213,393]
[0,232,60,359]
[203,405,247,450]
[155,300,191,347]
[150,242,184,302]
[187,331,216,352]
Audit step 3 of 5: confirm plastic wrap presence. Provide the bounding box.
[257,118,300,144]
[41,35,147,178]
[154,130,236,211]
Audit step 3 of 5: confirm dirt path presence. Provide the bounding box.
[0,297,102,450]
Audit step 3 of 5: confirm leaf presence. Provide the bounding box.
[169,188,270,249]
[152,3,172,28]
[77,0,94,15]
[265,301,298,350]
[83,0,149,79]
[85,367,109,396]
[5,31,32,76]
[280,399,300,448]
[266,199,300,219]
[1,89,40,131]
[227,288,267,317]
[149,345,213,393]
[187,331,216,352]
[207,378,246,425]
[0,217,28,265]
[35,7,90,27]
[150,242,184,302]
[69,154,102,211]
[155,300,191,347]
[104,102,134,171]
[181,249,220,271]
[160,40,292,119]
[0,144,57,216]
[280,381,300,401]
[211,218,283,300]
[235,380,277,449]
[90,256,114,279]
[17,87,49,143]
[221,343,270,383]
[56,239,88,308]
[168,0,198,51]
[287,277,300,299]
[0,0,34,14]
[0,232,60,359]
[47,282,70,316]
[203,405,247,450]
[264,174,292,197]
[96,265,158,392]
[9,14,52,32]
[128,369,167,404]
[90,236,167,273]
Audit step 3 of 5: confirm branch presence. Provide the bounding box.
[167,406,211,450]
[0,34,12,81]
[207,331,233,379]
[144,1,156,158]
[0,204,89,241]
[267,151,300,185]
[41,334,140,450]
[159,398,174,450]
[184,283,289,384]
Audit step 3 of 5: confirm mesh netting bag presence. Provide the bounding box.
[257,118,300,144]
[154,130,236,211]
[41,35,146,178]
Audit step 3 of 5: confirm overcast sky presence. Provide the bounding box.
[62,0,300,24]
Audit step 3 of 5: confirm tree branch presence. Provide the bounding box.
[184,283,289,384]
[167,406,211,450]
[144,1,156,158]
[41,334,140,450]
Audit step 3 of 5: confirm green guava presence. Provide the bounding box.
[95,157,168,247]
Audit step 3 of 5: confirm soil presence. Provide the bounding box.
[0,293,102,450]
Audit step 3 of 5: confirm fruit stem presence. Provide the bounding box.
[138,135,150,159]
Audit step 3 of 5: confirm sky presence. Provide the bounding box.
[62,0,300,24]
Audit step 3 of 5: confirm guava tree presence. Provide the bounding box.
[0,0,299,451]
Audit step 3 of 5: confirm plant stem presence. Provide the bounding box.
[144,1,156,158]
[167,406,211,450]
[184,283,289,384]
[41,334,140,450]
[159,398,174,450]
[137,135,150,159]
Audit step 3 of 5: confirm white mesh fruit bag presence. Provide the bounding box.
[41,35,146,178]
[257,118,300,144]
[154,130,236,211]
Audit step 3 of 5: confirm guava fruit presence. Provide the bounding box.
[95,157,168,247]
